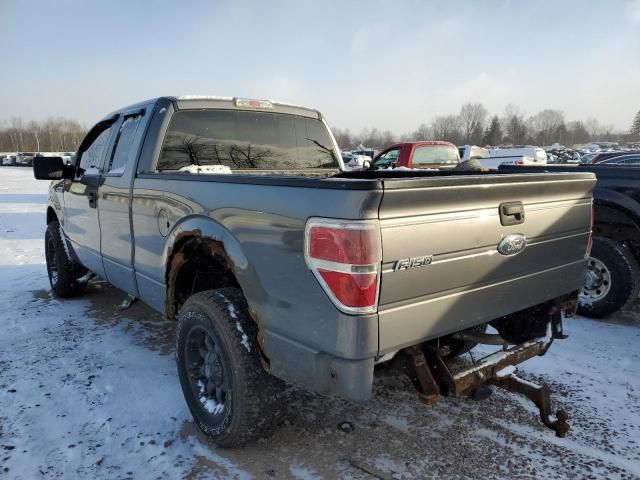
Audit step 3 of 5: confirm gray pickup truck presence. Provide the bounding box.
[34,96,594,446]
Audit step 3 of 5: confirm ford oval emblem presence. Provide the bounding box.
[497,234,527,256]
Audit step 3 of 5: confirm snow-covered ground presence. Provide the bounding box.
[0,166,639,479]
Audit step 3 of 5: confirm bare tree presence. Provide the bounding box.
[412,123,431,140]
[431,115,463,144]
[459,103,488,143]
[528,109,565,144]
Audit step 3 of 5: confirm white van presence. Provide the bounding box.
[458,145,490,162]
[485,146,547,168]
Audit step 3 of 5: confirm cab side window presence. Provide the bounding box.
[107,113,144,175]
[373,148,400,168]
[78,125,114,175]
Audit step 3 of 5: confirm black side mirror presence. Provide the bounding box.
[33,156,73,180]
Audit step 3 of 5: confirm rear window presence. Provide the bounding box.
[412,145,459,166]
[157,110,339,171]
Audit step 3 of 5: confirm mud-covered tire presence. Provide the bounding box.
[578,237,640,318]
[176,288,285,447]
[45,221,85,297]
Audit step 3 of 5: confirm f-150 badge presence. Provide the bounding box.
[497,234,527,256]
[394,255,433,271]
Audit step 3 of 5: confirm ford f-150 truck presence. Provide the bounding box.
[33,96,594,446]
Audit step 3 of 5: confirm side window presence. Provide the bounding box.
[412,146,459,166]
[107,114,144,174]
[373,148,400,168]
[78,125,114,174]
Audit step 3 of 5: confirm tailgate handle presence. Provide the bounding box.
[500,201,525,226]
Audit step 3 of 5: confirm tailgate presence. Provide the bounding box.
[377,172,595,353]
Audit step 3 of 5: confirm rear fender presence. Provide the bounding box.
[162,215,267,317]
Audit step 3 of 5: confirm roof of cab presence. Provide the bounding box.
[100,96,322,123]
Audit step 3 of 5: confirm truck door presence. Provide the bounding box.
[98,107,150,296]
[63,118,118,278]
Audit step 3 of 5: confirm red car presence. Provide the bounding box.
[371,141,460,169]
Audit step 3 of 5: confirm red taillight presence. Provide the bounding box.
[309,226,379,264]
[305,219,381,314]
[318,270,378,308]
[586,204,594,256]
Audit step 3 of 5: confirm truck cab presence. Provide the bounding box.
[372,141,460,170]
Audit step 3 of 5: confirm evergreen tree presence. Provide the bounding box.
[632,110,640,137]
[505,115,527,145]
[482,115,503,146]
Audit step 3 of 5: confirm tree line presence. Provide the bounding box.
[333,104,640,150]
[0,117,86,153]
[2,105,639,154]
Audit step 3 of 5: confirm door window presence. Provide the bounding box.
[107,113,144,175]
[78,125,114,175]
[373,148,400,168]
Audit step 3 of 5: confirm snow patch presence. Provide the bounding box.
[496,365,516,378]
[383,165,439,171]
[178,164,232,175]
[289,463,322,480]
[217,293,251,352]
[382,414,410,432]
[236,321,251,352]
[58,225,71,259]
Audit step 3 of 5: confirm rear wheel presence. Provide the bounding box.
[578,237,640,318]
[45,221,86,297]
[176,288,284,447]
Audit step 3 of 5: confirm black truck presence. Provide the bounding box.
[501,164,640,318]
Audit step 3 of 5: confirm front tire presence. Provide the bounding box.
[176,288,284,447]
[45,221,85,297]
[578,237,640,318]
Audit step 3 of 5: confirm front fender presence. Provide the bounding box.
[48,180,65,225]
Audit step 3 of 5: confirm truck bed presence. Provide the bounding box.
[140,168,594,359]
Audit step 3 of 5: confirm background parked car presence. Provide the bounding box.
[599,154,640,165]
[458,145,490,162]
[372,141,460,169]
[351,148,378,161]
[16,152,35,167]
[2,154,17,166]
[487,146,548,165]
[61,152,75,165]
[592,150,640,164]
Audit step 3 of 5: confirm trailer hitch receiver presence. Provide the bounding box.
[410,313,570,437]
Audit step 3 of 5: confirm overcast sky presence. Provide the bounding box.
[1,0,639,133]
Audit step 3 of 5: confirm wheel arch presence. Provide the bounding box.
[162,216,266,327]
[593,193,640,248]
[46,206,58,224]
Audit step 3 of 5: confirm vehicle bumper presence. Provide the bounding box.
[264,330,375,401]
[378,260,586,354]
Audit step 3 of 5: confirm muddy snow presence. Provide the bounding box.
[0,167,639,479]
